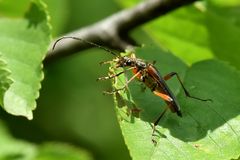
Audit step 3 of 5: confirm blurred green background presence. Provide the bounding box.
[0,0,133,159]
[1,0,240,159]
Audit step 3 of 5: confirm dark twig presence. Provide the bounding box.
[45,0,197,63]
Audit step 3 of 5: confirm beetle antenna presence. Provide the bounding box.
[52,36,118,56]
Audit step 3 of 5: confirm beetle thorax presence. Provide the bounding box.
[115,56,147,69]
[135,59,147,69]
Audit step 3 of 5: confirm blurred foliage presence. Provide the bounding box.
[118,0,240,69]
[0,0,240,160]
[0,120,93,160]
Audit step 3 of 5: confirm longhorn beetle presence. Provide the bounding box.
[53,36,212,143]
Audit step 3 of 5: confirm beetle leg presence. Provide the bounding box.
[99,60,113,65]
[103,71,141,94]
[97,67,135,81]
[153,90,173,102]
[164,72,212,102]
[97,71,125,81]
[152,106,168,144]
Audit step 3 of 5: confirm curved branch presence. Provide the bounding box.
[45,0,197,63]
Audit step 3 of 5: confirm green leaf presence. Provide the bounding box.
[112,46,240,160]
[0,53,12,106]
[0,0,51,119]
